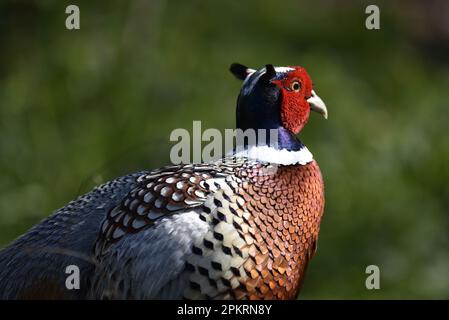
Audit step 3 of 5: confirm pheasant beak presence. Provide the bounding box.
[308,90,328,119]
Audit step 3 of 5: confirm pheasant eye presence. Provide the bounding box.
[291,81,301,92]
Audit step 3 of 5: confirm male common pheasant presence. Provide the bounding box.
[0,63,327,300]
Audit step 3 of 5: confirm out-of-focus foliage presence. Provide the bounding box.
[0,0,448,299]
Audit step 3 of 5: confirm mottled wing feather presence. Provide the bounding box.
[91,159,247,299]
[96,161,243,246]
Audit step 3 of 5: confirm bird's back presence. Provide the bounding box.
[0,172,144,299]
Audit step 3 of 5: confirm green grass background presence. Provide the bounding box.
[0,0,448,299]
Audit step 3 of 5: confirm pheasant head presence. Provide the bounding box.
[230,63,327,151]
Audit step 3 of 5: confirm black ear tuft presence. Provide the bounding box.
[265,64,276,79]
[260,64,276,83]
[230,63,249,80]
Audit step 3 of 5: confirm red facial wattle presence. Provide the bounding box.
[272,67,314,135]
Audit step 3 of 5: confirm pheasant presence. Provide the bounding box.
[0,63,327,300]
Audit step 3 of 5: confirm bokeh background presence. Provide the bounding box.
[1,0,449,299]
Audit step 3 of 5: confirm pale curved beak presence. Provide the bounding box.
[308,90,328,119]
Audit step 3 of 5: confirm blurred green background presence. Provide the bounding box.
[1,0,449,299]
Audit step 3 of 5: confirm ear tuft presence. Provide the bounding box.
[265,64,276,79]
[259,64,276,83]
[230,63,250,80]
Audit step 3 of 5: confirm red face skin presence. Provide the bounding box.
[271,67,313,135]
